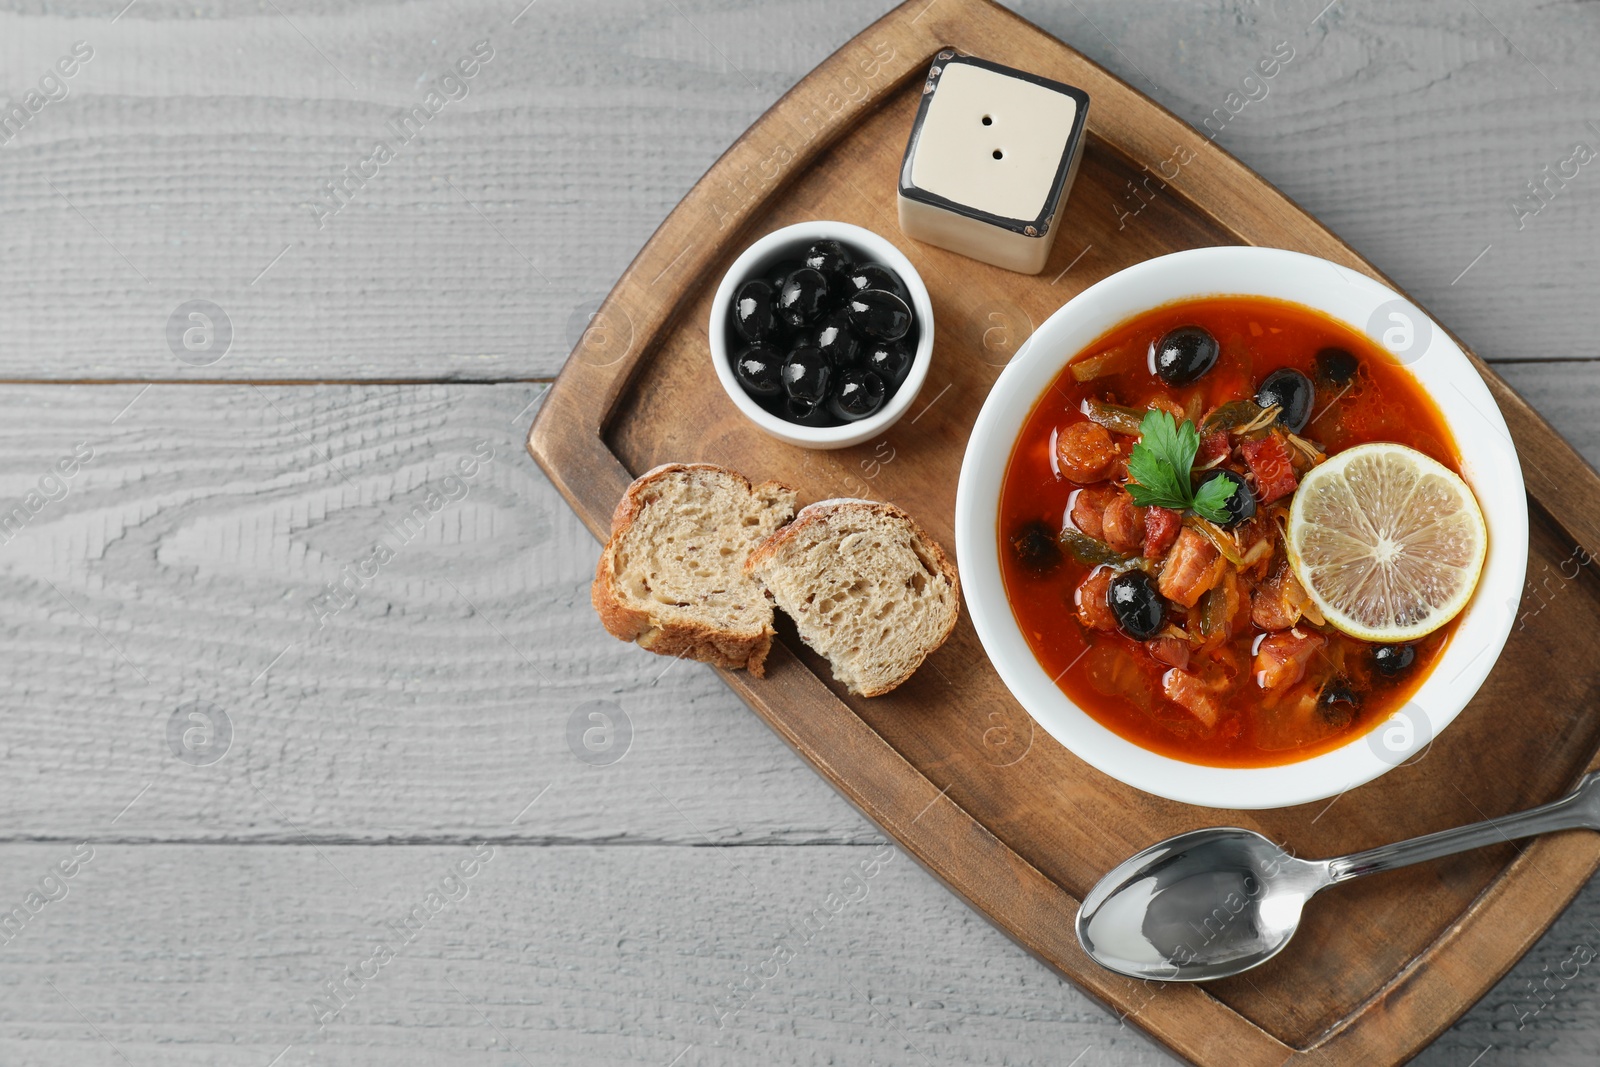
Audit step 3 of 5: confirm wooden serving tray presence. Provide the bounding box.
[528,2,1600,1062]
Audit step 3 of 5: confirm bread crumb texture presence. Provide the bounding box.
[748,500,959,696]
[592,464,796,674]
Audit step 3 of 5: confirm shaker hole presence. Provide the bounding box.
[992,149,1004,160]
[981,114,993,126]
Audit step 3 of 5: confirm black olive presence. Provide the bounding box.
[777,267,830,327]
[781,395,837,426]
[1318,681,1362,727]
[732,343,783,398]
[1315,346,1359,387]
[802,239,853,284]
[781,346,831,404]
[1372,644,1415,676]
[846,288,913,342]
[1255,368,1315,433]
[1198,468,1256,527]
[828,368,887,422]
[1152,325,1219,386]
[844,262,909,302]
[809,310,861,368]
[1008,521,1061,574]
[1108,570,1166,640]
[863,338,914,387]
[1321,680,1361,707]
[730,278,778,343]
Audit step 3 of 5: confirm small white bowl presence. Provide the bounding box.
[955,246,1529,810]
[709,221,935,449]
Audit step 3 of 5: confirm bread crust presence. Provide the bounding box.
[745,498,961,696]
[591,463,795,675]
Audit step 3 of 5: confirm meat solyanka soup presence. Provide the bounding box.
[998,295,1466,768]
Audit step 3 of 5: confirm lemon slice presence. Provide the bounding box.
[1285,442,1487,642]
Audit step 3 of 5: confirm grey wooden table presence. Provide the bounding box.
[0,0,1597,1064]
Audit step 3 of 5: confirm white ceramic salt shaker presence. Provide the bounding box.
[897,50,1090,275]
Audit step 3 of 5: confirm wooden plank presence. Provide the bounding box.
[0,366,1573,849]
[0,842,1174,1067]
[0,0,901,381]
[0,842,1593,1066]
[0,0,1595,379]
[0,384,872,845]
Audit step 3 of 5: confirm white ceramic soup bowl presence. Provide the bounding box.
[955,246,1528,809]
[709,220,935,450]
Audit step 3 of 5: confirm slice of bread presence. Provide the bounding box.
[745,499,960,697]
[592,464,797,674]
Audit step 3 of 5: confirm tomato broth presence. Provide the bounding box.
[997,295,1464,768]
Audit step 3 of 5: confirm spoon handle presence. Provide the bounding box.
[1326,771,1600,884]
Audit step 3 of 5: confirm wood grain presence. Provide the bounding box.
[529,1,1600,1062]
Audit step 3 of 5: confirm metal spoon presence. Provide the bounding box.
[1076,770,1600,982]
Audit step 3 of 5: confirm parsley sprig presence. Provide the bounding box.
[1125,409,1237,524]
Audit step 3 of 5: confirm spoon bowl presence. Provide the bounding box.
[1076,828,1330,982]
